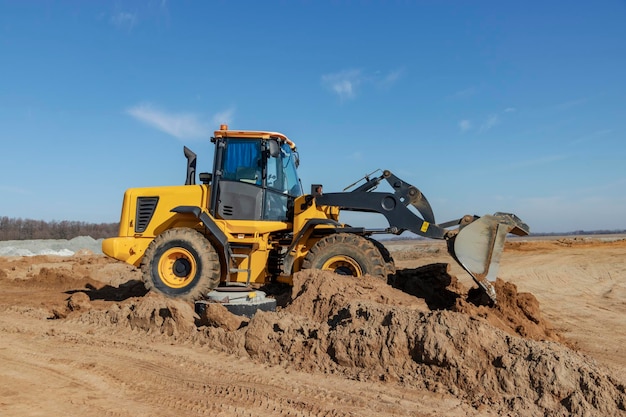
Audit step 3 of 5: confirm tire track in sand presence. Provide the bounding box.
[0,310,470,417]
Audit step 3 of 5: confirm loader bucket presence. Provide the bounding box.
[448,213,529,303]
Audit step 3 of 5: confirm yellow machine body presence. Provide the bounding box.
[104,189,304,285]
[103,186,340,287]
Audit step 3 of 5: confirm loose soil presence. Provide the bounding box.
[1,236,625,416]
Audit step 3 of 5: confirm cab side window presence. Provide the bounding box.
[222,139,262,184]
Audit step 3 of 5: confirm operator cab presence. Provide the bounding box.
[209,125,303,222]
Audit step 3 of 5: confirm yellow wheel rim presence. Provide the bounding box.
[321,255,363,277]
[158,247,197,289]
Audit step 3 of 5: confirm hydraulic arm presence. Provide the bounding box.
[314,170,529,302]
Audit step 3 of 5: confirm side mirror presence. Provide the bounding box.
[199,172,212,184]
[268,139,280,158]
[311,184,323,196]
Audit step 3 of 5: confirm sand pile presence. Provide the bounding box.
[392,263,561,341]
[60,265,626,416]
[69,291,196,338]
[242,270,625,416]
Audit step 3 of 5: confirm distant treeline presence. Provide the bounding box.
[385,229,626,241]
[2,216,624,242]
[530,230,626,236]
[0,217,119,241]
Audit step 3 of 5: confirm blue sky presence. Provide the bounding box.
[1,1,625,233]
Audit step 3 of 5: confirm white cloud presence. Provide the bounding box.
[110,12,137,30]
[378,68,405,88]
[459,108,515,134]
[322,68,405,100]
[570,129,613,145]
[479,114,499,132]
[127,103,225,140]
[459,119,472,132]
[211,107,236,127]
[322,69,363,101]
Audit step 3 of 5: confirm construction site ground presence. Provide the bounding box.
[0,235,625,416]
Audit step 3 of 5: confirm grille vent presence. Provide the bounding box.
[222,205,234,216]
[135,197,159,233]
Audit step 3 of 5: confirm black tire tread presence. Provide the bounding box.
[366,237,396,280]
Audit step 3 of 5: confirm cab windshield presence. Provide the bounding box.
[267,143,303,197]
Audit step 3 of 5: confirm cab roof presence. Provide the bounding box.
[213,125,296,150]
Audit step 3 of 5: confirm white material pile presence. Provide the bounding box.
[0,236,103,257]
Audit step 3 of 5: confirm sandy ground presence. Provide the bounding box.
[0,236,625,416]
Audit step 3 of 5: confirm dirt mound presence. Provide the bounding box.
[32,257,625,416]
[393,263,560,341]
[457,279,561,341]
[0,254,138,286]
[72,292,197,338]
[23,266,96,288]
[286,269,430,320]
[236,270,625,415]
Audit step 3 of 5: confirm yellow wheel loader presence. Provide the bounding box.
[102,125,529,306]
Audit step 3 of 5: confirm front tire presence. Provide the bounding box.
[141,228,220,301]
[301,233,388,280]
[367,237,396,283]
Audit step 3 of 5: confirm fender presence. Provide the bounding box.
[171,205,232,269]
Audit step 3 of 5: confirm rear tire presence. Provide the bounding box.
[301,233,388,280]
[141,228,220,301]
